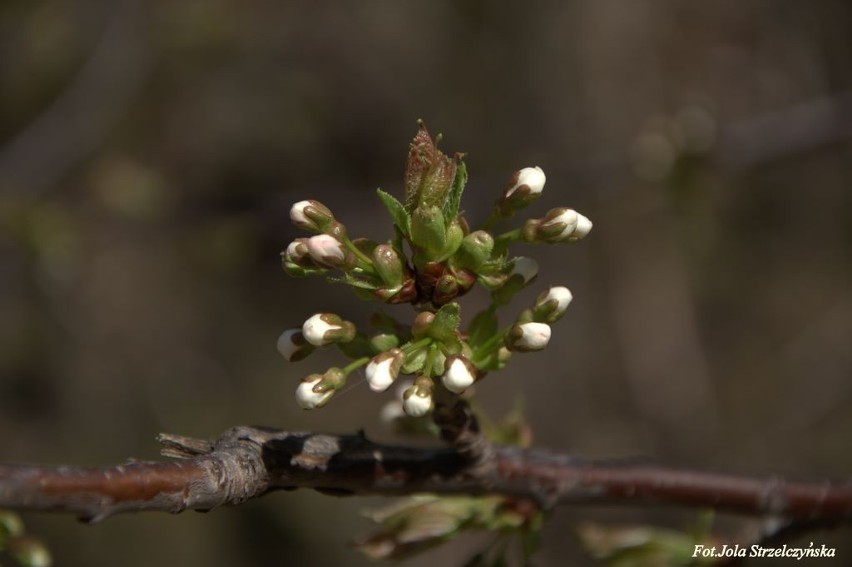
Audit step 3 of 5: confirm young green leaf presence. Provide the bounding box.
[376,189,411,237]
[444,159,467,222]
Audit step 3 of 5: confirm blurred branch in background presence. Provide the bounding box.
[0,0,151,195]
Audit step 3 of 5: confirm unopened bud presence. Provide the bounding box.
[498,166,545,215]
[533,286,573,323]
[409,205,447,257]
[365,348,405,392]
[432,274,459,306]
[302,313,356,346]
[283,238,311,265]
[306,234,353,268]
[525,208,592,243]
[402,376,434,417]
[411,311,435,338]
[290,200,335,233]
[441,355,478,394]
[509,257,538,284]
[454,230,494,270]
[570,213,593,241]
[505,321,552,352]
[372,244,404,286]
[443,218,465,258]
[276,328,315,361]
[295,375,326,409]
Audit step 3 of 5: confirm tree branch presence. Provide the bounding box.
[0,426,850,526]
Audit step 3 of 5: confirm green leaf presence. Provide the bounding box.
[377,188,410,236]
[430,302,461,342]
[444,159,467,222]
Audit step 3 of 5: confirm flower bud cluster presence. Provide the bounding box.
[277,123,593,416]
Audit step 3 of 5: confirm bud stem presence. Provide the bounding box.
[493,228,523,255]
[341,356,371,376]
[422,344,439,377]
[470,326,510,367]
[401,337,433,357]
[482,210,503,231]
[342,236,378,271]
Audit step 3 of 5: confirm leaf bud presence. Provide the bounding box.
[372,244,404,287]
[454,230,494,270]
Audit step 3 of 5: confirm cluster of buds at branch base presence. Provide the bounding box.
[496,166,546,217]
[296,368,345,409]
[402,375,434,417]
[416,262,476,307]
[276,329,315,362]
[302,313,356,346]
[522,207,593,243]
[366,348,405,392]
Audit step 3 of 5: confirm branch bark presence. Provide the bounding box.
[0,426,850,525]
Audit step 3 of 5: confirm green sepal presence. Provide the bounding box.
[377,188,410,237]
[282,262,328,277]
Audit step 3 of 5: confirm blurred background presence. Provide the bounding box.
[1,0,851,565]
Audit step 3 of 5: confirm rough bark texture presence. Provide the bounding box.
[1,426,851,525]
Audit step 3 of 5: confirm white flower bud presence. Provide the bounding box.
[510,257,538,284]
[506,321,552,352]
[540,209,579,240]
[403,389,433,417]
[295,374,333,409]
[570,213,593,241]
[276,328,313,361]
[302,313,354,346]
[306,234,347,267]
[506,166,546,198]
[441,356,477,394]
[365,349,404,393]
[534,286,573,323]
[290,200,334,232]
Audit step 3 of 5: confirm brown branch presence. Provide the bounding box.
[0,426,851,526]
